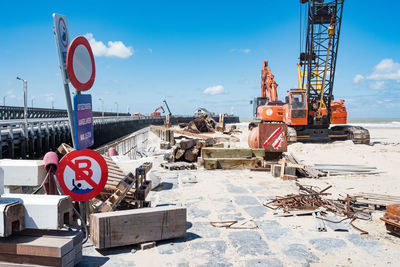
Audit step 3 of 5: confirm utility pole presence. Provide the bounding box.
[115,102,119,117]
[16,77,28,138]
[99,98,104,117]
[3,96,5,106]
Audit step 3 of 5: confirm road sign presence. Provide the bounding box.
[53,14,70,84]
[67,36,96,91]
[73,94,94,150]
[56,149,108,201]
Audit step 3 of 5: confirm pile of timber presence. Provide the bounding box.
[199,148,265,170]
[178,114,217,133]
[167,138,206,163]
[0,229,82,267]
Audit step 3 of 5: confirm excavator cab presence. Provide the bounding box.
[284,90,308,126]
[251,97,268,118]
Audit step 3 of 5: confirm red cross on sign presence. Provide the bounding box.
[56,149,108,201]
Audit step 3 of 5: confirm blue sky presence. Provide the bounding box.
[1,0,399,118]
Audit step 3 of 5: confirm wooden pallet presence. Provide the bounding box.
[98,173,136,212]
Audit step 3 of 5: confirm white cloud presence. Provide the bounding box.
[148,48,153,54]
[354,58,400,86]
[353,74,364,84]
[353,58,400,92]
[84,33,134,59]
[231,48,251,54]
[203,85,225,95]
[370,81,385,90]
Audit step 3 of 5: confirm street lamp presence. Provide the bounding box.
[3,96,5,106]
[98,98,104,117]
[114,102,119,117]
[31,96,35,108]
[16,76,28,139]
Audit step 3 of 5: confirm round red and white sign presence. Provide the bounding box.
[66,36,96,91]
[56,149,108,201]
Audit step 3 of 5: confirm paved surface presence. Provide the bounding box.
[79,162,400,266]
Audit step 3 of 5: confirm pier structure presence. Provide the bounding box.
[0,114,239,159]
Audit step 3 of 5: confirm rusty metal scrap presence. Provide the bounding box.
[264,183,371,234]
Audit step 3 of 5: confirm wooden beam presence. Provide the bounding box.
[204,157,263,170]
[90,206,187,249]
[201,148,265,159]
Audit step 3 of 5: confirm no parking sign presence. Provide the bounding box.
[56,149,108,201]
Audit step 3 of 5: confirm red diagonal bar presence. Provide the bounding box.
[263,127,283,148]
[66,161,98,188]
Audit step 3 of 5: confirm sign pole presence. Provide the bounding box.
[53,14,77,148]
[63,83,77,148]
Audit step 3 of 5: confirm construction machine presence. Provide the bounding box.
[163,100,172,116]
[249,0,370,150]
[150,106,165,117]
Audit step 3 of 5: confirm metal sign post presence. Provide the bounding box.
[53,13,76,148]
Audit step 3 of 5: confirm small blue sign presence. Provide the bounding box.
[73,94,94,150]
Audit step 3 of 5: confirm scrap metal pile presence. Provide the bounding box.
[264,183,372,234]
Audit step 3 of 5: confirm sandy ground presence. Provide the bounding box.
[80,124,400,267]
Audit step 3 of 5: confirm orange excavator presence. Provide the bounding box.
[150,106,165,116]
[249,0,369,150]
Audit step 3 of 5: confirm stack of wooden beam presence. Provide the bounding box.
[200,148,265,170]
[0,229,82,267]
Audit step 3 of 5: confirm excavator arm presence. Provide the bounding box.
[261,60,279,101]
[154,106,165,114]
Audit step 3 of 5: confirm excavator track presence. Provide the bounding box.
[331,125,370,145]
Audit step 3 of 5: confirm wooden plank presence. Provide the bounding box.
[90,206,187,249]
[0,248,75,267]
[0,235,73,258]
[151,126,215,144]
[201,148,265,159]
[203,157,262,170]
[17,229,83,247]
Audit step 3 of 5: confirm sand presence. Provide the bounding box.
[82,124,400,266]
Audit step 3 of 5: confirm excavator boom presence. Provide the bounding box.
[261,60,278,101]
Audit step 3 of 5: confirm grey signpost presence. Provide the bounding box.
[53,13,76,148]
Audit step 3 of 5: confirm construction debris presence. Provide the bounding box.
[179,114,217,133]
[210,219,258,229]
[160,162,197,170]
[264,183,372,234]
[311,164,380,176]
[346,193,400,209]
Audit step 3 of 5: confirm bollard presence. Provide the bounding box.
[108,147,119,156]
[43,151,59,194]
